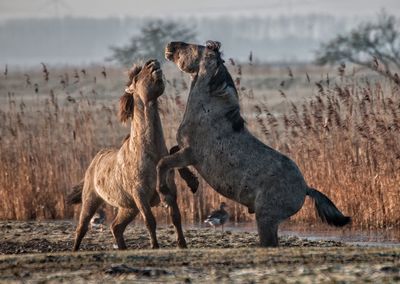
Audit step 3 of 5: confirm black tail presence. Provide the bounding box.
[306,187,351,227]
[169,145,199,193]
[66,181,84,205]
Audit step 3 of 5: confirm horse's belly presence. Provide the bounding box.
[95,184,136,208]
[196,161,253,207]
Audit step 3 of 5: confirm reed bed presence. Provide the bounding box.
[250,67,400,229]
[0,63,399,229]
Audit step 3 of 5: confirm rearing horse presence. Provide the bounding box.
[157,41,350,247]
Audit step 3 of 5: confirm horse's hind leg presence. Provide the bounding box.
[73,192,102,251]
[255,213,279,247]
[134,194,159,249]
[111,207,138,250]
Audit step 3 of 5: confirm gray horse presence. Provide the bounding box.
[157,41,350,247]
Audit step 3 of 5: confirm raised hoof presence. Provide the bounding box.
[159,184,170,195]
[178,168,199,193]
[187,178,199,194]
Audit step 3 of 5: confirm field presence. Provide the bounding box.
[1,62,400,282]
[0,221,399,282]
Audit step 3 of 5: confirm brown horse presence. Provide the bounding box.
[157,41,350,247]
[68,59,197,251]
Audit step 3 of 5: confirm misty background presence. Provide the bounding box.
[0,0,398,66]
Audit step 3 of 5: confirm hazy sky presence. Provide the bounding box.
[0,0,399,20]
[1,0,398,65]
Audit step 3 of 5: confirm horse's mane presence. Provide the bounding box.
[209,60,245,132]
[118,65,142,123]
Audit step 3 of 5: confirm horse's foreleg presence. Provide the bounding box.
[156,147,195,248]
[134,194,159,249]
[157,147,195,197]
[170,145,199,193]
[168,202,187,248]
[163,182,187,248]
[111,207,138,250]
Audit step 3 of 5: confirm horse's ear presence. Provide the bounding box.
[126,64,142,87]
[128,65,142,83]
[206,40,221,52]
[118,92,134,123]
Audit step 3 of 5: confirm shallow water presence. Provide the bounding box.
[282,228,400,247]
[194,222,400,247]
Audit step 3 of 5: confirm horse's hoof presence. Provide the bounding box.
[188,178,199,193]
[159,184,170,194]
[178,242,187,249]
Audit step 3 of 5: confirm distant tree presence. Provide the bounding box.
[108,20,196,66]
[315,12,400,84]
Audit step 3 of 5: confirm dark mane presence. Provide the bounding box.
[209,62,245,132]
[209,63,235,93]
[118,92,134,123]
[225,105,245,132]
[118,65,142,123]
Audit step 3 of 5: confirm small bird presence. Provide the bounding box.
[66,95,76,103]
[90,208,106,231]
[101,66,107,78]
[204,202,229,231]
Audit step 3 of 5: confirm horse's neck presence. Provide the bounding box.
[182,77,207,124]
[129,100,165,152]
[179,72,245,146]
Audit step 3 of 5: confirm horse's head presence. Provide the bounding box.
[126,59,165,102]
[165,41,222,75]
[119,59,165,122]
[166,41,244,132]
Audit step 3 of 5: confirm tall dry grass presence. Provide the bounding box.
[0,63,399,229]
[249,65,400,229]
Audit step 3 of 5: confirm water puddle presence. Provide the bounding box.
[189,222,400,247]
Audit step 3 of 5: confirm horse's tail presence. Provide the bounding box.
[66,180,84,205]
[169,145,199,193]
[306,187,351,227]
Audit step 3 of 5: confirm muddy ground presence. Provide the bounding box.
[0,221,399,283]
